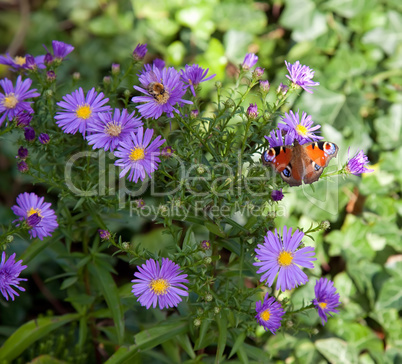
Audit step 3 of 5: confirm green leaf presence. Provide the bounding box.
[176,334,196,359]
[323,0,377,18]
[228,330,246,359]
[89,259,124,344]
[296,87,346,126]
[280,0,327,41]
[205,220,226,238]
[375,277,402,310]
[362,11,402,55]
[315,338,359,364]
[216,311,227,363]
[0,313,79,362]
[166,41,186,66]
[60,276,78,290]
[194,319,211,350]
[374,103,402,150]
[135,317,188,350]
[182,225,196,250]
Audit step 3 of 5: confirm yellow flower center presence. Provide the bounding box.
[260,309,271,322]
[14,56,26,66]
[27,207,43,218]
[129,147,145,161]
[150,278,169,295]
[76,104,92,119]
[3,93,18,109]
[318,302,327,309]
[296,124,308,136]
[105,122,122,137]
[277,251,293,266]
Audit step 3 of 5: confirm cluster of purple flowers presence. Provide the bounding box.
[253,226,341,334]
[1,192,59,301]
[0,42,349,340]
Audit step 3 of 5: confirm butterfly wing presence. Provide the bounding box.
[262,146,299,185]
[303,141,339,184]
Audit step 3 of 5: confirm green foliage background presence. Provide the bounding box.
[0,0,401,363]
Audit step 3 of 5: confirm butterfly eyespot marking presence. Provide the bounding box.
[313,162,320,171]
[264,149,276,162]
[323,142,337,156]
[282,167,291,178]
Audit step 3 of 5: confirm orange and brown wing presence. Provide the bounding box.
[304,142,338,167]
[262,146,292,172]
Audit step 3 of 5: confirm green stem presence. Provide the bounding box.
[285,303,315,316]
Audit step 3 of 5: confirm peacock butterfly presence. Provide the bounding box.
[262,140,339,187]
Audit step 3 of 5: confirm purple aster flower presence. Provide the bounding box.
[247,103,259,119]
[0,76,39,127]
[39,133,50,144]
[0,53,45,71]
[260,80,270,92]
[161,146,174,157]
[242,53,258,70]
[255,293,285,335]
[264,129,294,148]
[132,65,192,119]
[99,229,111,240]
[114,127,165,183]
[133,43,147,60]
[17,146,28,160]
[51,40,74,60]
[277,83,288,96]
[11,192,58,240]
[254,226,316,291]
[271,189,284,201]
[131,257,189,309]
[278,110,323,144]
[285,60,319,94]
[24,127,35,142]
[201,240,210,250]
[54,87,111,137]
[86,108,143,152]
[0,252,27,301]
[345,148,374,175]
[17,161,29,173]
[179,64,216,97]
[313,278,341,325]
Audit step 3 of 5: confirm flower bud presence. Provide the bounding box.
[39,133,50,145]
[111,63,120,75]
[17,146,28,160]
[46,71,56,82]
[99,229,111,240]
[133,43,147,60]
[24,127,35,142]
[193,318,202,327]
[18,161,29,173]
[260,80,270,92]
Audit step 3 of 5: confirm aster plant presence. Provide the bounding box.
[0,39,369,364]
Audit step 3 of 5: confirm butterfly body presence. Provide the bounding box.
[262,140,339,186]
